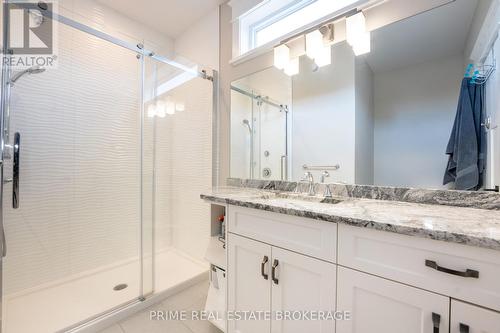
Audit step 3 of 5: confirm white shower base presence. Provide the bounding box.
[2,248,208,333]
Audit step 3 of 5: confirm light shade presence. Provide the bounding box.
[352,31,371,56]
[274,44,290,70]
[305,30,323,59]
[284,57,299,76]
[314,46,332,67]
[346,12,366,46]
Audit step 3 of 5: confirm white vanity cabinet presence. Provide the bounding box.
[224,205,500,333]
[337,266,449,333]
[227,207,337,333]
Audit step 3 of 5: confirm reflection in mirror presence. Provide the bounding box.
[230,0,499,191]
[231,69,291,180]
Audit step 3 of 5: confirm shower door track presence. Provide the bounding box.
[11,2,213,80]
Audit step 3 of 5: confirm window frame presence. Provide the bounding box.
[233,0,369,64]
[248,0,317,49]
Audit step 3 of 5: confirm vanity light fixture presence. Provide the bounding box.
[352,31,370,56]
[284,57,299,76]
[305,30,332,68]
[346,11,371,56]
[305,30,323,59]
[273,44,290,70]
[346,11,366,46]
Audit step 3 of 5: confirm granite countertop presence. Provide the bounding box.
[201,186,500,251]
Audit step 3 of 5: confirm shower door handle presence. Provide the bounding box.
[13,132,20,209]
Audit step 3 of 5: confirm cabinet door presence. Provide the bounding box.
[271,247,336,333]
[451,300,500,333]
[227,233,272,333]
[337,267,449,333]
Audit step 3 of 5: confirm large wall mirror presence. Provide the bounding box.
[230,0,499,191]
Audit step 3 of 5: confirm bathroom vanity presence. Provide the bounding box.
[201,183,500,333]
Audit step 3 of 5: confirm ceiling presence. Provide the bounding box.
[97,0,225,38]
[365,0,479,73]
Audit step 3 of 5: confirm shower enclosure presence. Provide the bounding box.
[1,3,217,333]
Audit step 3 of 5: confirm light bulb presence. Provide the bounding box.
[274,44,290,70]
[284,58,299,76]
[305,30,323,59]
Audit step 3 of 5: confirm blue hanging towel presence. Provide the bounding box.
[443,78,486,190]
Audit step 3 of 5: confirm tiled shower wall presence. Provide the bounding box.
[2,0,211,295]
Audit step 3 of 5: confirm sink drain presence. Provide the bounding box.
[113,283,128,291]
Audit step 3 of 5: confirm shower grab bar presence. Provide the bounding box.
[13,132,20,209]
[303,164,340,171]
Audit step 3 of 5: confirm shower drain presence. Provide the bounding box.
[113,283,128,291]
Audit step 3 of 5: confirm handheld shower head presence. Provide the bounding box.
[242,119,252,133]
[9,66,46,85]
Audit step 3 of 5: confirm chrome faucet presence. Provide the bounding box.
[301,172,315,196]
[321,171,332,198]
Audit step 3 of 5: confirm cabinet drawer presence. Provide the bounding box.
[451,300,500,333]
[337,266,449,333]
[228,206,337,263]
[338,224,500,311]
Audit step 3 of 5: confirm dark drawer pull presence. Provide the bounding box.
[432,312,440,333]
[459,323,469,333]
[272,259,279,285]
[261,256,269,280]
[425,260,479,278]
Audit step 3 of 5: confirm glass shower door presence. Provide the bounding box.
[1,19,151,333]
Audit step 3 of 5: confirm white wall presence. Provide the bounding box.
[175,8,220,71]
[292,44,356,183]
[354,57,375,184]
[373,54,463,188]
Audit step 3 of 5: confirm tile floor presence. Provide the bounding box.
[99,280,222,333]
